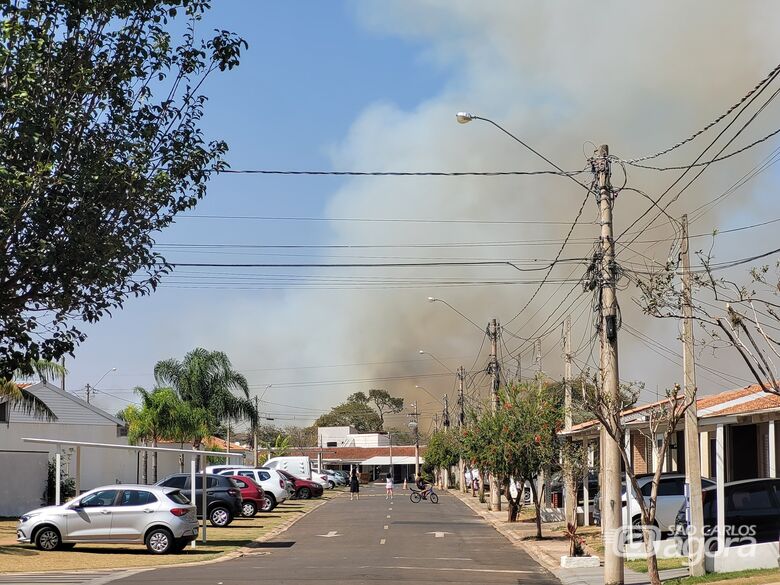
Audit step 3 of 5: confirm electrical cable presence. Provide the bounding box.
[220,168,588,177]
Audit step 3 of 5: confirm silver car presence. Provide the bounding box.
[16,485,198,554]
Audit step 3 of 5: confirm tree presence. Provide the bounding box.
[0,0,246,380]
[133,387,182,483]
[315,396,382,432]
[154,347,257,449]
[580,380,692,585]
[424,429,462,488]
[284,426,317,450]
[367,389,404,429]
[0,358,65,420]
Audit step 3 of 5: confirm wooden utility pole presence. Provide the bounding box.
[85,383,93,404]
[60,357,66,392]
[410,401,420,477]
[488,318,501,511]
[457,365,466,492]
[443,394,450,428]
[682,214,705,576]
[596,144,624,584]
[536,338,543,392]
[563,315,577,527]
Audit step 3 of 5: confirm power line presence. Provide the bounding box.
[166,259,585,270]
[219,168,587,177]
[622,62,780,163]
[179,214,587,226]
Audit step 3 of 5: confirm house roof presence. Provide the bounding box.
[10,381,125,426]
[563,384,780,436]
[290,446,423,463]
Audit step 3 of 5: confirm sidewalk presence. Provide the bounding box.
[448,488,688,585]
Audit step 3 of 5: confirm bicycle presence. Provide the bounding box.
[410,486,439,504]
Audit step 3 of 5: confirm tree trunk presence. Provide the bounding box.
[178,442,185,473]
[641,516,662,585]
[529,478,543,539]
[478,468,486,503]
[142,440,148,484]
[505,485,520,522]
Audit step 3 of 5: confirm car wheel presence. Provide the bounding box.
[242,501,257,517]
[209,506,232,527]
[34,526,62,551]
[145,527,174,554]
[298,487,311,500]
[328,481,335,489]
[260,494,277,512]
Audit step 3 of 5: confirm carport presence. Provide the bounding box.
[23,437,244,545]
[361,455,421,482]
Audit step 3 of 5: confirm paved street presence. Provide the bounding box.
[115,485,558,585]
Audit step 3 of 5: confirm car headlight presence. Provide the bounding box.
[20,514,32,523]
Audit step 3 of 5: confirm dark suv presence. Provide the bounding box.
[156,474,242,527]
[674,478,780,551]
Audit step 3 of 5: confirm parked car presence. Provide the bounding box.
[674,478,780,551]
[311,472,332,489]
[205,464,252,475]
[217,468,288,512]
[263,456,312,480]
[322,469,346,486]
[155,473,242,527]
[226,475,265,517]
[276,468,324,499]
[16,485,198,554]
[593,473,716,535]
[332,470,349,484]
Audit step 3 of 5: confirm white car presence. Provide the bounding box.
[218,468,288,511]
[16,485,198,554]
[311,472,331,489]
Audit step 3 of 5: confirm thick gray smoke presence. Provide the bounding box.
[244,0,780,425]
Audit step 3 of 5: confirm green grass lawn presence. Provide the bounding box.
[626,556,687,572]
[0,493,334,573]
[664,568,780,584]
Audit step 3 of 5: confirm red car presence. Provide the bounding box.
[227,475,265,517]
[276,469,324,500]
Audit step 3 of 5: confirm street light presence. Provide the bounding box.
[456,112,475,124]
[426,297,483,332]
[418,349,455,375]
[415,384,443,406]
[85,367,117,404]
[408,419,419,478]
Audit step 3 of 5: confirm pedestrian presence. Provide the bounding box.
[349,468,360,501]
[385,473,394,500]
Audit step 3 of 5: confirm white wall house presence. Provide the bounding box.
[1,381,174,516]
[317,426,390,448]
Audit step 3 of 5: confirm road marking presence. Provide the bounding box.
[384,525,389,530]
[316,530,341,538]
[388,507,392,510]
[394,557,473,561]
[363,566,534,575]
[427,531,452,538]
[386,514,391,518]
[380,538,386,545]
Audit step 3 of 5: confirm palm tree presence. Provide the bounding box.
[0,358,66,420]
[170,400,209,472]
[117,403,151,482]
[134,387,182,483]
[154,348,257,452]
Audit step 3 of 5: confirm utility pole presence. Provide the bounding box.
[409,401,420,478]
[85,383,93,404]
[563,315,577,527]
[488,318,501,511]
[536,338,543,392]
[596,144,624,584]
[457,365,466,492]
[60,357,66,392]
[443,394,450,428]
[682,214,705,576]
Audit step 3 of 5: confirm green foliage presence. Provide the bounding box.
[424,429,462,469]
[43,457,76,505]
[0,1,246,378]
[154,347,257,443]
[0,358,66,420]
[367,389,404,428]
[272,433,291,456]
[315,393,383,432]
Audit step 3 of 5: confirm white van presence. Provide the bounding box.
[263,456,312,480]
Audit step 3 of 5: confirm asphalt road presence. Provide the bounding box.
[115,484,559,585]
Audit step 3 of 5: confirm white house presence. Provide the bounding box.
[317,426,390,448]
[1,382,154,515]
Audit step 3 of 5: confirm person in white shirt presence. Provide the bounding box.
[385,473,394,500]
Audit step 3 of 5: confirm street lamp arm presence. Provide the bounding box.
[427,297,484,332]
[418,349,455,375]
[415,384,443,405]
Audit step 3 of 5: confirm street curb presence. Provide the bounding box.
[447,489,562,574]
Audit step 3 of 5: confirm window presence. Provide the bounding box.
[238,471,254,479]
[194,476,219,489]
[640,481,654,497]
[233,479,248,489]
[119,490,157,506]
[728,484,773,511]
[160,476,187,489]
[166,491,191,505]
[0,401,8,423]
[258,471,271,481]
[80,490,119,507]
[657,478,685,497]
[326,441,337,447]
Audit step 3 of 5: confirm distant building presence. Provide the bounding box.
[317,425,390,448]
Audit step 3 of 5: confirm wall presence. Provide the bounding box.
[346,433,389,447]
[0,450,48,516]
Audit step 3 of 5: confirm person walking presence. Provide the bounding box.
[385,473,394,500]
[349,468,360,501]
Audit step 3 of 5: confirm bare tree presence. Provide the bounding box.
[581,381,693,585]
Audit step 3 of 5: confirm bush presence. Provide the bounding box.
[43,457,76,505]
